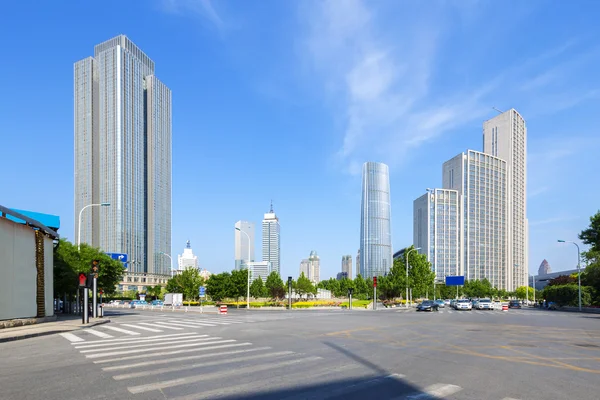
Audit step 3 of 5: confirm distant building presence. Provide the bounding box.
[336,272,348,280]
[235,220,255,270]
[538,259,551,275]
[341,255,353,280]
[299,251,320,284]
[246,261,271,284]
[262,202,280,275]
[299,259,310,278]
[393,248,407,260]
[177,240,198,272]
[199,269,212,281]
[530,268,578,291]
[356,249,361,277]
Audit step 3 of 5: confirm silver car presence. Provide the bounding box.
[476,298,493,310]
[455,299,472,310]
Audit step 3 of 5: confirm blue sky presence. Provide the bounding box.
[1,0,599,280]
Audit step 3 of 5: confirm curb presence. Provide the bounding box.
[0,318,111,343]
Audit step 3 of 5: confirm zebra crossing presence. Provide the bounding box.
[58,320,523,399]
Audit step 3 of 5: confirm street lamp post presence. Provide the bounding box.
[77,202,110,251]
[406,247,421,308]
[159,252,173,277]
[558,240,582,311]
[235,227,251,310]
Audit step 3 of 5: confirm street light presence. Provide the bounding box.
[235,226,251,310]
[558,239,582,311]
[77,202,110,251]
[406,247,421,307]
[159,252,173,277]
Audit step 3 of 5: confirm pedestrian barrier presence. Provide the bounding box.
[219,305,228,315]
[502,304,508,311]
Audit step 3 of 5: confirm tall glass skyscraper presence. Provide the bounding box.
[360,162,392,278]
[74,35,172,277]
[262,203,280,275]
[234,220,255,270]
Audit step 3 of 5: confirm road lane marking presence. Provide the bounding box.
[113,351,296,380]
[168,320,216,327]
[147,322,184,330]
[153,321,214,328]
[75,334,203,349]
[85,329,114,339]
[93,342,252,364]
[72,332,200,346]
[404,383,463,399]
[79,337,220,353]
[127,356,322,394]
[101,325,141,335]
[86,339,237,359]
[102,346,272,371]
[59,332,84,342]
[120,324,163,332]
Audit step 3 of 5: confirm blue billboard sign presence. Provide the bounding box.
[106,253,128,263]
[445,276,465,286]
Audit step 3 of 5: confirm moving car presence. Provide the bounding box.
[416,300,439,312]
[455,299,472,310]
[434,299,445,308]
[508,300,522,309]
[476,298,493,310]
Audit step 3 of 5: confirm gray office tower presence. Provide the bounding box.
[74,35,172,276]
[360,162,393,278]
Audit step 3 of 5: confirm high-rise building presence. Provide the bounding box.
[341,255,353,280]
[246,261,271,284]
[299,259,310,278]
[299,251,320,284]
[262,202,280,274]
[413,189,461,281]
[483,109,528,290]
[74,35,171,276]
[234,221,255,270]
[538,259,551,275]
[356,249,360,278]
[443,150,508,289]
[360,162,393,278]
[177,240,198,272]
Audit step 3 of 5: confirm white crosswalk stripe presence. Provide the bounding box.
[59,332,85,342]
[85,328,114,338]
[101,325,141,335]
[120,323,163,332]
[143,322,183,330]
[402,383,463,399]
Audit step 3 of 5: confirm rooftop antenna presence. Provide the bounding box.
[492,107,504,114]
[270,199,274,213]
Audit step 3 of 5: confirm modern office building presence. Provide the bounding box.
[538,259,552,275]
[74,35,172,277]
[356,249,361,277]
[413,189,461,280]
[443,150,508,290]
[262,202,280,274]
[360,162,393,278]
[177,240,198,272]
[341,255,353,280]
[246,261,271,284]
[483,109,528,291]
[299,251,320,284]
[299,259,310,279]
[234,220,255,270]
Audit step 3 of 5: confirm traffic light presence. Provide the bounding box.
[91,260,99,278]
[86,273,94,288]
[373,276,377,287]
[78,272,87,287]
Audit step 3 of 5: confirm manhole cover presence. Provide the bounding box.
[574,343,600,348]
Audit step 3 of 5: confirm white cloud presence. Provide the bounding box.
[159,0,224,29]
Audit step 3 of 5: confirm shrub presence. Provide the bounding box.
[543,284,593,307]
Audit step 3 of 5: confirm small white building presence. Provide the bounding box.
[177,240,198,273]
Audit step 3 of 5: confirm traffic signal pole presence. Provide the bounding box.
[92,277,97,318]
[83,288,89,324]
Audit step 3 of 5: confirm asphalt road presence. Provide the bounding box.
[1,306,599,400]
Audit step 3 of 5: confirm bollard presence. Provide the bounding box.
[219,305,228,315]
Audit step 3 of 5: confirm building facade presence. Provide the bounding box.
[483,109,528,290]
[443,150,509,290]
[413,189,461,281]
[360,162,393,278]
[262,203,280,274]
[234,220,255,270]
[177,240,198,272]
[341,255,353,280]
[74,35,171,276]
[246,261,271,284]
[356,249,360,278]
[299,251,320,284]
[538,259,552,275]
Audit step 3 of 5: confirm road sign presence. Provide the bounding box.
[445,276,465,286]
[199,286,206,297]
[106,253,128,263]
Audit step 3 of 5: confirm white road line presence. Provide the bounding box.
[86,339,236,359]
[101,325,141,335]
[404,383,463,399]
[146,322,184,330]
[120,324,163,332]
[102,346,272,371]
[154,321,213,328]
[72,332,201,346]
[501,398,522,400]
[59,332,85,342]
[113,351,296,380]
[127,356,322,394]
[79,337,220,354]
[85,329,114,339]
[169,320,216,327]
[93,342,252,364]
[75,334,204,350]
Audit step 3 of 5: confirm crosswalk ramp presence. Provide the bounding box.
[60,330,523,399]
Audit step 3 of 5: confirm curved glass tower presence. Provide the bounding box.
[360,162,392,278]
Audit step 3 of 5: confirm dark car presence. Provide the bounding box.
[416,300,439,312]
[508,300,522,309]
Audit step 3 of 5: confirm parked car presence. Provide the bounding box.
[508,300,522,309]
[434,299,445,308]
[151,300,164,306]
[444,299,451,306]
[416,300,439,312]
[476,298,493,310]
[492,301,503,310]
[449,299,457,308]
[455,299,472,311]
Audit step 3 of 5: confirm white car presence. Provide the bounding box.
[476,298,493,310]
[492,301,503,310]
[455,299,472,310]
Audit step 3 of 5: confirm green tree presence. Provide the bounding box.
[165,274,184,294]
[543,284,592,307]
[178,267,205,303]
[250,277,266,299]
[206,272,233,302]
[353,275,369,300]
[579,211,600,252]
[265,271,286,300]
[515,286,534,301]
[230,269,249,305]
[295,272,314,298]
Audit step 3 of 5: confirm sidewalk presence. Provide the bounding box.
[0,314,111,343]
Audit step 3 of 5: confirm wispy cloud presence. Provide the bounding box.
[160,0,224,30]
[529,216,579,227]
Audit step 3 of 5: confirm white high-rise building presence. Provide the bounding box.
[299,259,310,279]
[413,189,461,281]
[341,255,353,280]
[262,202,280,275]
[299,251,320,284]
[234,221,255,270]
[483,109,528,290]
[246,261,271,284]
[74,35,171,276]
[443,150,508,290]
[177,240,198,272]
